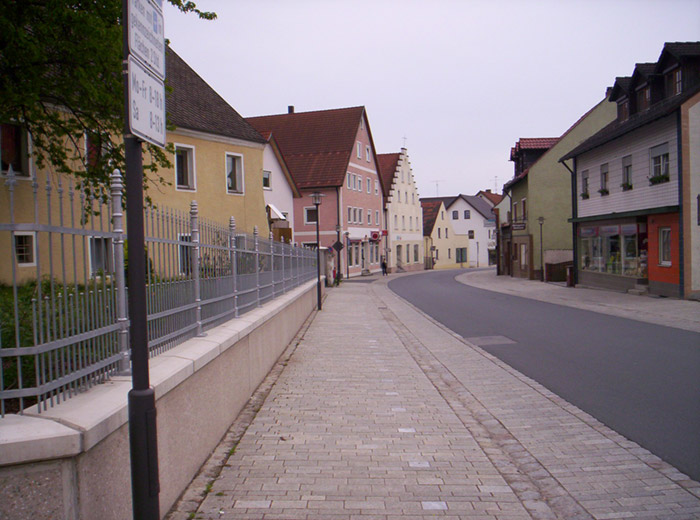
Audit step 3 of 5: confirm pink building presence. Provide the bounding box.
[247,106,385,278]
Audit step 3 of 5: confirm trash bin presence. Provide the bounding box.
[566,265,574,287]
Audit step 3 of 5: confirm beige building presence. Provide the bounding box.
[377,148,423,272]
[421,199,467,269]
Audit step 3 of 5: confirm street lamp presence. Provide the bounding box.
[310,192,324,310]
[538,216,545,282]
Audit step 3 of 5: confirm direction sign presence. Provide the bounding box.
[128,0,165,79]
[128,56,166,148]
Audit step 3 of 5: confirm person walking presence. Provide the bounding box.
[381,257,388,276]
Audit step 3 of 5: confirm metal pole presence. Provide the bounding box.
[539,217,544,282]
[123,1,160,517]
[315,203,322,310]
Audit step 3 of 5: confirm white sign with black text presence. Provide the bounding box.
[128,56,166,148]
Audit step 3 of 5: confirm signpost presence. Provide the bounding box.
[123,0,165,518]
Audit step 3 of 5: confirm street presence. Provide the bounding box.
[389,269,700,483]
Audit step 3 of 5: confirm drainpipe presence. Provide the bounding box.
[676,110,684,298]
[336,186,341,282]
[561,157,578,286]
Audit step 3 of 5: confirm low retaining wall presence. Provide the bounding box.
[0,280,320,520]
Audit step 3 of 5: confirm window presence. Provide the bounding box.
[348,206,352,223]
[448,248,451,259]
[412,193,415,204]
[14,232,35,265]
[520,243,527,269]
[599,164,609,194]
[375,180,379,195]
[402,216,405,230]
[456,247,467,263]
[375,210,379,225]
[347,173,352,189]
[438,228,441,239]
[1,123,29,176]
[659,227,671,266]
[353,208,359,224]
[366,178,371,193]
[619,99,629,121]
[435,249,439,260]
[367,209,371,224]
[397,191,401,203]
[175,146,195,189]
[366,145,371,162]
[393,215,397,229]
[262,170,271,189]
[226,153,244,194]
[445,228,448,238]
[304,206,318,225]
[354,243,359,266]
[513,202,518,221]
[650,143,670,183]
[90,237,113,275]
[636,85,650,111]
[348,243,353,266]
[521,198,527,219]
[441,211,444,220]
[622,156,632,189]
[414,245,419,262]
[581,170,590,197]
[357,142,362,158]
[409,216,413,229]
[464,210,470,219]
[468,230,475,239]
[666,68,682,96]
[357,175,362,191]
[452,210,459,219]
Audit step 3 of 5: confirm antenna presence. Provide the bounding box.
[402,135,408,148]
[433,180,445,196]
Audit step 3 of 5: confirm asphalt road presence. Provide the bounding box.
[388,269,700,483]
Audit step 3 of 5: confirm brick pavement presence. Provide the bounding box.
[170,278,700,520]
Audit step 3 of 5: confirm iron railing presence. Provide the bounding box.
[0,169,316,415]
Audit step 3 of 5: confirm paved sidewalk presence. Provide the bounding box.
[456,268,700,333]
[170,278,700,520]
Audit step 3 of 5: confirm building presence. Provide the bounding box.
[247,106,385,278]
[561,42,700,298]
[476,189,504,208]
[443,195,496,267]
[377,148,423,272]
[420,198,472,269]
[501,95,617,280]
[258,132,300,243]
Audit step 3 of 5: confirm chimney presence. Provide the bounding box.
[486,189,492,193]
[288,105,294,114]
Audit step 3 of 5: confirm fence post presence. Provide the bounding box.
[190,201,203,336]
[254,226,261,307]
[111,170,130,373]
[229,217,238,318]
[281,236,286,294]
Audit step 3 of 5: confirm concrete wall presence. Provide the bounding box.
[0,280,320,520]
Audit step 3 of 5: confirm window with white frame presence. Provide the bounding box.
[366,178,370,193]
[262,170,271,189]
[1,123,29,176]
[348,206,352,223]
[175,146,195,189]
[599,164,608,194]
[468,230,474,239]
[90,237,113,275]
[367,209,371,224]
[226,153,244,194]
[402,216,405,230]
[358,208,363,224]
[409,216,413,229]
[464,210,470,219]
[375,180,378,194]
[394,214,398,229]
[356,175,362,190]
[354,208,358,222]
[14,232,36,265]
[582,170,589,196]
[650,143,670,183]
[304,206,318,225]
[452,210,458,219]
[357,142,362,158]
[622,155,632,188]
[659,227,671,266]
[347,173,352,189]
[375,210,379,225]
[397,191,401,203]
[366,145,370,162]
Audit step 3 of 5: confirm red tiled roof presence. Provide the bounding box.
[420,199,444,236]
[376,152,400,198]
[516,137,560,150]
[478,190,504,205]
[246,107,365,189]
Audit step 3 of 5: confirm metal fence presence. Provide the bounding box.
[0,169,316,416]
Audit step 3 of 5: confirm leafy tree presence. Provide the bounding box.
[0,0,215,209]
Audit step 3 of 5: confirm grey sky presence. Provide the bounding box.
[163,0,700,199]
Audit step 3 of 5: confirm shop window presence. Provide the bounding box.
[659,227,671,266]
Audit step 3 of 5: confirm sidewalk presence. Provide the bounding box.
[168,277,700,520]
[456,268,700,333]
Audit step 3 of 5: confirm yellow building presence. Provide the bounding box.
[421,199,468,269]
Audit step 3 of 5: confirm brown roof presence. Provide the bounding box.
[516,137,560,150]
[376,152,400,198]
[420,199,443,236]
[165,47,265,143]
[477,190,504,206]
[246,106,366,189]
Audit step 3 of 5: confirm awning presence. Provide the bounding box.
[266,203,286,221]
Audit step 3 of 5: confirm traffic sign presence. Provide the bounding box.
[128,56,166,148]
[332,240,344,252]
[128,0,165,79]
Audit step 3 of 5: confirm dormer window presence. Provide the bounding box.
[674,69,682,95]
[636,86,650,111]
[618,99,629,121]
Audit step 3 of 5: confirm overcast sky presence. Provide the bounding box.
[163,0,700,199]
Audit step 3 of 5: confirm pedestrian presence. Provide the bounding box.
[381,257,387,276]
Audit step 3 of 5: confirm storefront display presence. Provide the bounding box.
[579,220,647,278]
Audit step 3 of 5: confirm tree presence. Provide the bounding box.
[0,0,215,209]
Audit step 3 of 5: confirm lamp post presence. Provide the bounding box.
[311,192,324,310]
[538,216,545,282]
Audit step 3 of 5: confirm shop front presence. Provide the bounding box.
[577,218,648,292]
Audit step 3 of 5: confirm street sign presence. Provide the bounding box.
[332,240,344,252]
[128,0,165,79]
[128,56,166,147]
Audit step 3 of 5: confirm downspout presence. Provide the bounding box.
[336,186,341,282]
[677,110,684,298]
[561,158,578,285]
